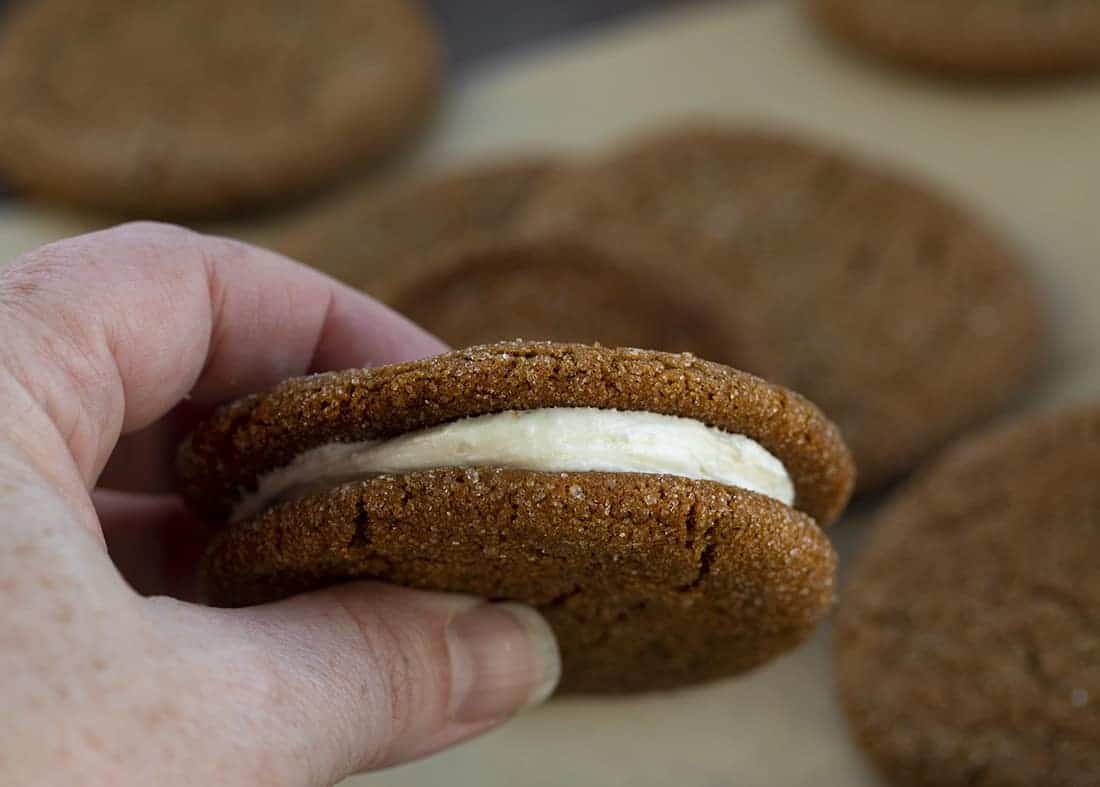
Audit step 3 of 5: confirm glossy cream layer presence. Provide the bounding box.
[232,408,794,522]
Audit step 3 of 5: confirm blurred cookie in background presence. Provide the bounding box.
[274,157,558,289]
[381,231,778,375]
[0,0,443,217]
[522,124,1044,493]
[809,0,1100,76]
[836,403,1100,785]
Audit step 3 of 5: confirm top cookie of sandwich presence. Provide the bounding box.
[809,0,1100,76]
[179,342,855,527]
[521,126,1042,492]
[0,0,443,217]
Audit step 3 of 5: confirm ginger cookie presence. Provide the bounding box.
[180,342,855,692]
[0,0,443,217]
[836,403,1100,785]
[521,126,1042,492]
[380,231,776,373]
[809,0,1100,76]
[275,158,557,289]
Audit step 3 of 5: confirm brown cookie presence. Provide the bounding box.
[0,0,443,217]
[521,126,1043,492]
[380,231,777,373]
[809,0,1100,76]
[274,158,557,289]
[836,404,1100,785]
[181,342,855,692]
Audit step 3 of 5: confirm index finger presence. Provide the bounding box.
[0,221,447,488]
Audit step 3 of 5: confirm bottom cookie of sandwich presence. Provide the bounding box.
[201,468,836,693]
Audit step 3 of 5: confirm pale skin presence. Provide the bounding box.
[0,223,561,787]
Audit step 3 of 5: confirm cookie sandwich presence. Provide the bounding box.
[181,342,855,692]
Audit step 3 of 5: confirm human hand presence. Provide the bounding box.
[0,223,560,787]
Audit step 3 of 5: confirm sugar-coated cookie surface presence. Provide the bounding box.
[836,404,1100,786]
[202,469,837,692]
[521,126,1042,492]
[179,342,854,526]
[0,0,442,216]
[810,0,1100,75]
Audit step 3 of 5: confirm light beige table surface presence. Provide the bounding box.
[2,2,1097,785]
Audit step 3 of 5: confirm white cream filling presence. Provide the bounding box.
[232,408,794,523]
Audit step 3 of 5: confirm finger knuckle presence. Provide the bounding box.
[330,591,450,766]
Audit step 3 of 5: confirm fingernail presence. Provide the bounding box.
[446,602,561,724]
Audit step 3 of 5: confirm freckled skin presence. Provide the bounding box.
[1,223,573,787]
[0,449,285,783]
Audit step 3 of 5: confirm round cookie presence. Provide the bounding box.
[521,126,1042,493]
[204,470,837,693]
[809,0,1100,76]
[275,158,557,289]
[836,404,1100,785]
[381,231,775,373]
[180,342,855,692]
[0,0,443,217]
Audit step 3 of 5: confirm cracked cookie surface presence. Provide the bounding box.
[836,404,1100,785]
[201,469,837,692]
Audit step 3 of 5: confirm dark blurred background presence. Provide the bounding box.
[396,0,692,71]
[0,0,696,73]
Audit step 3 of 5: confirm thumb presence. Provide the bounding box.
[194,582,560,785]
